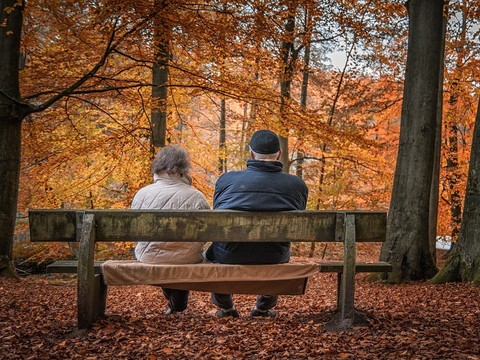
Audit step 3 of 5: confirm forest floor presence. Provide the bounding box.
[1,246,479,360]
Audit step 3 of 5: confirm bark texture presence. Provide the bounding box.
[151,0,170,147]
[278,2,298,172]
[0,0,27,278]
[380,0,445,282]
[430,98,480,285]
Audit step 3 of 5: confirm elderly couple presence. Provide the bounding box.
[133,130,308,318]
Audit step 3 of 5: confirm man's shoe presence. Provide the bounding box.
[216,308,239,318]
[249,308,276,318]
[164,308,177,315]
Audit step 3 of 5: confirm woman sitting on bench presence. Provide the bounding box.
[132,145,210,315]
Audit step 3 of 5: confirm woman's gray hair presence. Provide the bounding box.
[151,145,191,176]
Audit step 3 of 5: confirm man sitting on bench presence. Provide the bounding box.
[205,130,309,318]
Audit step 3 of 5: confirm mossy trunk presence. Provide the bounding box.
[430,98,480,286]
[430,245,480,286]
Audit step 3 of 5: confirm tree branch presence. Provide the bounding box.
[27,11,159,114]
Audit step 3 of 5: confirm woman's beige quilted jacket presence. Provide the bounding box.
[133,172,210,264]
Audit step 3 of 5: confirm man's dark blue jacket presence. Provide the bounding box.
[205,159,308,264]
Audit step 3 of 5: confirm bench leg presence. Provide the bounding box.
[94,274,108,318]
[325,214,356,330]
[77,213,96,329]
[336,272,342,310]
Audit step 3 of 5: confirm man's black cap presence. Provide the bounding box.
[249,130,280,154]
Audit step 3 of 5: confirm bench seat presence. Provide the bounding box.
[101,260,319,295]
[45,259,392,295]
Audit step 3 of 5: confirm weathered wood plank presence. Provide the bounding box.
[94,274,107,319]
[318,261,393,273]
[47,259,393,274]
[29,210,77,241]
[46,260,104,274]
[353,211,387,242]
[77,214,96,330]
[29,210,387,243]
[48,259,393,274]
[338,213,356,327]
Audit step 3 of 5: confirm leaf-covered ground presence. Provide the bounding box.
[1,254,480,359]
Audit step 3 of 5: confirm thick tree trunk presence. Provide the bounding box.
[430,97,480,285]
[0,0,26,278]
[429,11,446,261]
[380,0,445,282]
[0,119,22,278]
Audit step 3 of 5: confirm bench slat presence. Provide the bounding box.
[29,209,387,243]
[319,261,393,273]
[46,260,104,274]
[46,260,393,275]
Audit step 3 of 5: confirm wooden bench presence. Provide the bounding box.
[28,209,391,330]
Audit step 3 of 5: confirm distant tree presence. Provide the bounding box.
[380,0,446,282]
[219,98,227,172]
[441,0,479,244]
[431,97,480,285]
[278,1,300,172]
[151,0,171,148]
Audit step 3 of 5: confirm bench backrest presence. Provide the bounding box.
[28,210,387,243]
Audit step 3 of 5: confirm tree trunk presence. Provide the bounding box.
[429,10,447,261]
[278,2,297,173]
[446,120,462,241]
[444,1,470,244]
[380,0,445,282]
[0,0,26,278]
[0,119,22,278]
[151,0,170,148]
[219,98,227,173]
[242,66,258,156]
[296,5,312,181]
[315,39,354,213]
[430,97,480,285]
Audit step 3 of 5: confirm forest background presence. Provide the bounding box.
[2,1,479,272]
